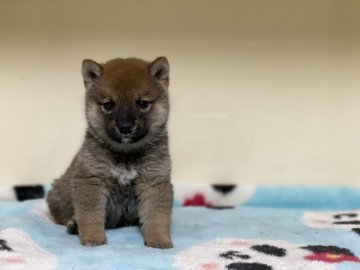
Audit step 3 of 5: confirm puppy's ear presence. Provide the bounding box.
[150,57,169,82]
[82,59,102,88]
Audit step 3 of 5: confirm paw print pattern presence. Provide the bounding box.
[174,239,360,270]
[303,210,360,236]
[175,184,256,208]
[0,228,57,269]
[220,250,250,260]
[0,239,12,252]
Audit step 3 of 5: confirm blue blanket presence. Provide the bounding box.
[0,184,359,270]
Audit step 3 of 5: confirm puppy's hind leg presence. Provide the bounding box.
[47,179,74,226]
[66,219,78,235]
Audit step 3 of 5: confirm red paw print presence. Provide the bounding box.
[183,193,212,207]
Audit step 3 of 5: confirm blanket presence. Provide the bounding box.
[0,183,359,270]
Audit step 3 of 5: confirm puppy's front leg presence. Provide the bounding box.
[73,177,108,246]
[137,180,173,249]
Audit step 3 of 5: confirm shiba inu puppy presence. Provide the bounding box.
[47,57,173,248]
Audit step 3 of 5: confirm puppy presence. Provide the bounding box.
[47,57,173,248]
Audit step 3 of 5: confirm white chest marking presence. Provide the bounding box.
[110,166,138,185]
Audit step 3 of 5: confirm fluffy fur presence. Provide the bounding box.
[47,57,173,248]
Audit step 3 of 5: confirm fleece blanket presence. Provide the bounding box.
[0,183,359,270]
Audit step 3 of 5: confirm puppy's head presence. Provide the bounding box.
[82,57,170,150]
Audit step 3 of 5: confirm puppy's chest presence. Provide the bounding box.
[108,165,138,185]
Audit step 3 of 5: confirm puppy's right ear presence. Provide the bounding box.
[82,59,102,88]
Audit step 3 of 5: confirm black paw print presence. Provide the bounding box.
[0,239,12,252]
[220,250,251,260]
[227,262,272,270]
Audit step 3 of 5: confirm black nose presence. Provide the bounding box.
[119,122,134,134]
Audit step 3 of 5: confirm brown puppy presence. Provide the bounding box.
[47,57,173,248]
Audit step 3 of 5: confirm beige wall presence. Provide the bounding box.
[0,0,359,185]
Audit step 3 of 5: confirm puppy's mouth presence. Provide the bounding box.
[119,133,147,144]
[106,127,148,144]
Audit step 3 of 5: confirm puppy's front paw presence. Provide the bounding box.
[80,234,107,247]
[145,236,173,249]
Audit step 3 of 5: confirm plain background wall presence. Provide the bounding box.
[0,0,359,185]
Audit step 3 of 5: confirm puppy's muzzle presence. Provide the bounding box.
[118,121,134,135]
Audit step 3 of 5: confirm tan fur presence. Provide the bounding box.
[47,57,173,248]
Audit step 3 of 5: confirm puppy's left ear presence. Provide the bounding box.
[150,57,170,83]
[82,59,102,88]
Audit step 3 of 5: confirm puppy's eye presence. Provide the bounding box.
[137,100,151,111]
[102,101,115,111]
